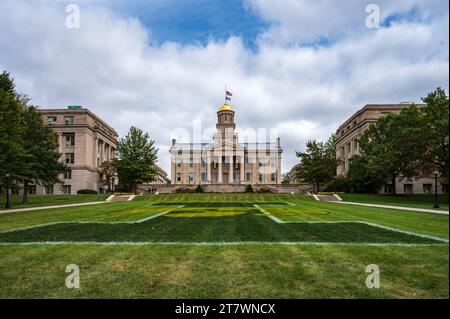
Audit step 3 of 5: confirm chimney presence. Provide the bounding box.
[277,137,281,147]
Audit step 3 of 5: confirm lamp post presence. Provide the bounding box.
[5,173,11,209]
[433,170,440,209]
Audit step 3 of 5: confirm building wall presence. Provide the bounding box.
[335,103,447,194]
[17,107,120,195]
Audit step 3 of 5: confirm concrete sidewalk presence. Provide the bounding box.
[335,201,448,215]
[0,201,106,214]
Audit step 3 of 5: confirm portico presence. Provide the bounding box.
[170,103,282,185]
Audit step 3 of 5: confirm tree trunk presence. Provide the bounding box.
[23,180,29,205]
[391,176,396,196]
[316,180,320,193]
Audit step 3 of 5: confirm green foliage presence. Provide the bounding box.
[113,126,158,193]
[323,177,352,193]
[77,189,98,194]
[21,106,67,204]
[295,135,337,192]
[255,187,273,193]
[0,71,30,191]
[175,188,195,193]
[347,155,385,193]
[245,184,254,193]
[420,87,449,185]
[359,105,428,194]
[0,71,66,206]
[358,89,449,194]
[99,160,116,192]
[194,185,204,193]
[281,173,290,184]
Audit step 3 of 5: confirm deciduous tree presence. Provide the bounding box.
[113,127,158,193]
[295,135,337,193]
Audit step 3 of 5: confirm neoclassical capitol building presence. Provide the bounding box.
[170,104,282,185]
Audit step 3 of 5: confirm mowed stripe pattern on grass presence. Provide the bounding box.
[0,203,444,244]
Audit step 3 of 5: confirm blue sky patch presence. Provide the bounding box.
[111,0,269,48]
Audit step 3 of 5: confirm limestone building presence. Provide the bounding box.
[170,104,282,185]
[30,106,119,194]
[154,164,169,184]
[336,103,447,194]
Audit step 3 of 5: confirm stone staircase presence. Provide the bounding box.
[106,195,136,202]
[314,194,342,202]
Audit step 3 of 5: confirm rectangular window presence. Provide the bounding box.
[47,116,57,125]
[201,172,206,182]
[176,173,182,182]
[258,160,263,167]
[65,153,74,164]
[246,173,251,182]
[28,185,36,195]
[45,185,54,195]
[189,160,193,168]
[423,184,432,194]
[189,173,194,184]
[271,158,276,168]
[403,184,413,194]
[64,116,75,125]
[64,133,75,146]
[384,184,393,194]
[64,169,72,179]
[259,173,263,183]
[176,160,182,168]
[271,173,276,182]
[62,185,71,194]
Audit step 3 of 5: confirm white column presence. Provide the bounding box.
[218,156,222,184]
[207,152,211,184]
[229,155,234,184]
[240,154,245,184]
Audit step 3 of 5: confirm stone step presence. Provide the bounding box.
[110,195,133,202]
[316,194,341,202]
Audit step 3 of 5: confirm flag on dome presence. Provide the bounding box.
[226,91,232,96]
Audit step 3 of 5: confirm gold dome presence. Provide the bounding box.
[219,103,233,111]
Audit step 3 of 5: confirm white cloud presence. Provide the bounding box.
[0,0,448,176]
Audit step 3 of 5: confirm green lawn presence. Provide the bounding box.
[0,193,448,298]
[0,194,109,210]
[340,193,449,211]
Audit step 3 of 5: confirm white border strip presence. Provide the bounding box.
[0,205,185,234]
[253,204,448,243]
[0,203,447,245]
[0,241,446,247]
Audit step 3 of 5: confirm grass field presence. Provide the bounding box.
[0,194,109,210]
[340,193,449,211]
[0,193,448,298]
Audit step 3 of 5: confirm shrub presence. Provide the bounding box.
[256,187,273,193]
[323,177,351,193]
[175,188,195,193]
[245,184,254,193]
[77,189,98,194]
[194,185,204,193]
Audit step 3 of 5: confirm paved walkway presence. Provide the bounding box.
[336,201,449,215]
[0,201,106,214]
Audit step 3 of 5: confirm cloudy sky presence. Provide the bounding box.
[0,0,448,175]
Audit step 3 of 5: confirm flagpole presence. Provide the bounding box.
[224,84,227,104]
